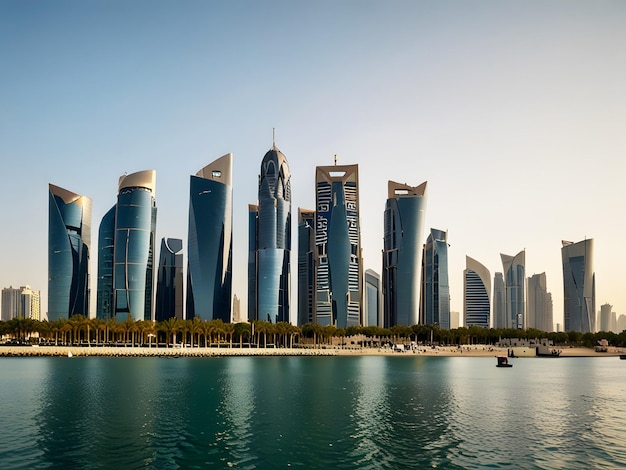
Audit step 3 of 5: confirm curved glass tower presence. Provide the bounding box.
[421,228,450,329]
[501,250,525,329]
[187,154,233,322]
[314,164,362,328]
[383,181,427,327]
[96,205,115,320]
[48,184,92,321]
[464,256,491,328]
[113,170,157,322]
[248,147,291,324]
[155,238,184,322]
[562,239,595,333]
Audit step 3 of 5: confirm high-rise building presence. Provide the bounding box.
[1,286,40,321]
[492,273,506,329]
[96,170,156,322]
[248,146,291,324]
[527,273,553,332]
[297,208,315,326]
[501,250,525,329]
[464,256,491,328]
[232,294,241,323]
[187,154,233,322]
[599,303,613,333]
[449,311,460,329]
[314,164,362,328]
[562,239,595,333]
[48,184,92,320]
[364,269,382,327]
[155,238,183,322]
[421,228,449,329]
[383,181,427,327]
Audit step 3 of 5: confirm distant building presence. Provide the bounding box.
[562,239,595,333]
[449,311,460,329]
[383,181,427,327]
[617,315,626,333]
[155,238,184,322]
[464,256,491,328]
[232,294,241,323]
[421,228,450,329]
[501,250,525,329]
[187,154,233,322]
[297,208,315,326]
[48,184,92,320]
[599,303,613,333]
[1,286,40,321]
[364,269,382,327]
[314,164,362,328]
[492,273,506,329]
[248,147,291,324]
[527,273,553,332]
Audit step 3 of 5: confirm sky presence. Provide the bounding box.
[2,0,626,328]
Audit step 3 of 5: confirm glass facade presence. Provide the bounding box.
[248,147,291,324]
[501,250,525,329]
[96,205,115,320]
[297,208,315,326]
[492,272,506,329]
[464,256,491,328]
[421,228,449,329]
[364,269,381,327]
[383,181,427,327]
[187,154,233,322]
[155,238,184,322]
[314,165,362,328]
[48,184,92,320]
[562,239,595,333]
[527,272,553,332]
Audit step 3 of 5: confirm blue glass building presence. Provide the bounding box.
[464,256,491,328]
[562,239,595,333]
[365,269,381,327]
[314,164,362,328]
[492,272,506,329]
[383,181,427,327]
[501,250,525,329]
[48,184,92,320]
[96,206,115,320]
[248,147,291,324]
[155,238,184,322]
[187,154,233,322]
[297,208,315,326]
[421,228,450,329]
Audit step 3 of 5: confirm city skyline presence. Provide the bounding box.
[2,1,626,328]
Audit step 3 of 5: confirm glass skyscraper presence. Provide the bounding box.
[383,181,427,327]
[527,272,553,332]
[364,269,381,327]
[562,239,595,333]
[96,170,156,322]
[501,250,525,329]
[187,154,233,322]
[248,147,291,324]
[464,256,491,328]
[297,208,315,326]
[155,238,184,322]
[421,228,450,329]
[492,272,506,329]
[314,164,362,328]
[48,184,92,320]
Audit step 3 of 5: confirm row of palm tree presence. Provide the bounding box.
[1,316,625,348]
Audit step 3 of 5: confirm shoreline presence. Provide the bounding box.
[0,345,623,358]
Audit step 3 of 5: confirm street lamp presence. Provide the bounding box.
[148,333,155,348]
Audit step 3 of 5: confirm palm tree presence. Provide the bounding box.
[189,317,203,348]
[223,322,235,348]
[158,317,180,348]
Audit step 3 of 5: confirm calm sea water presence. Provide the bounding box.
[0,355,625,469]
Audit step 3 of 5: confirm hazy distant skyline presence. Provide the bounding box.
[2,0,626,328]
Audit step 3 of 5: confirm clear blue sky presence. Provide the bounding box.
[2,0,625,328]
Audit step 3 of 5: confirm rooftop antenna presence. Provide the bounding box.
[272,128,276,148]
[334,154,337,166]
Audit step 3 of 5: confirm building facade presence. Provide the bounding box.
[248,147,291,324]
[1,286,40,321]
[599,303,613,333]
[501,250,525,329]
[96,206,116,320]
[421,228,450,329]
[527,273,553,332]
[464,256,491,328]
[187,154,233,322]
[364,269,382,327]
[383,181,427,327]
[48,184,92,320]
[297,208,315,326]
[314,164,362,328]
[492,272,506,329]
[562,239,595,333]
[155,238,184,322]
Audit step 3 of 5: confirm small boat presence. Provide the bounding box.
[496,356,512,368]
[67,351,73,358]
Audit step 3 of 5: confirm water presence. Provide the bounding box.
[0,355,625,469]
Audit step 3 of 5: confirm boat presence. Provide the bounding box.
[67,351,73,358]
[496,356,512,368]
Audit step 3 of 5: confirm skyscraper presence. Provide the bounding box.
[527,273,553,332]
[501,250,525,329]
[2,286,40,321]
[364,269,382,327]
[314,164,362,328]
[421,228,450,329]
[383,181,427,327]
[155,238,183,322]
[492,273,506,329]
[48,184,92,320]
[297,208,315,326]
[248,147,291,324]
[96,170,157,322]
[187,154,233,322]
[464,256,491,328]
[562,239,595,333]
